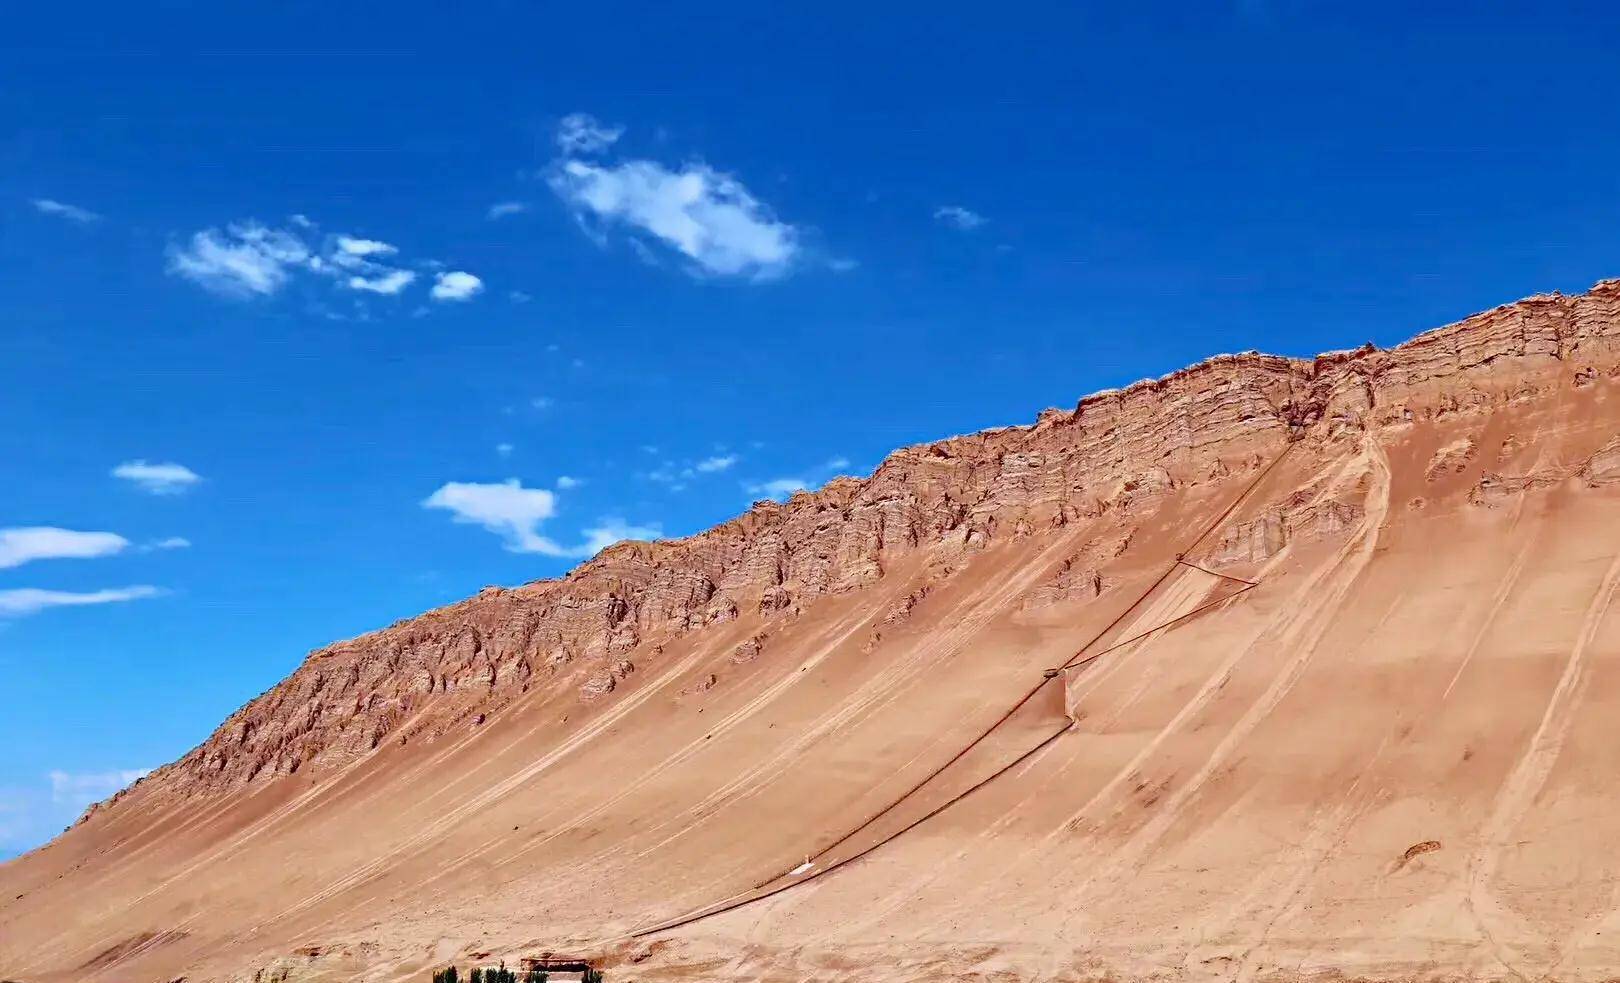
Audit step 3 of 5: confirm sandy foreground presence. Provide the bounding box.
[7,283,1620,982]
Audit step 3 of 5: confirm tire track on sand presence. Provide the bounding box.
[845,568,1238,935]
[1058,431,1390,937]
[621,531,1084,868]
[1463,541,1620,981]
[178,633,736,964]
[1442,488,1537,702]
[598,533,1088,929]
[883,448,1323,932]
[256,541,1074,949]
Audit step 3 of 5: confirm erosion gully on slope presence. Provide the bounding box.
[622,437,1299,942]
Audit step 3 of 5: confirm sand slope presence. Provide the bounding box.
[7,283,1620,982]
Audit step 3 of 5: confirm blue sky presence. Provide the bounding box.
[3,2,1620,857]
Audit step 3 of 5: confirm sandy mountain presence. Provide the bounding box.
[7,280,1620,982]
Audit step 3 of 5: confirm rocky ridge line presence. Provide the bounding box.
[93,279,1620,814]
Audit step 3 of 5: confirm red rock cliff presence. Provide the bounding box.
[106,279,1620,808]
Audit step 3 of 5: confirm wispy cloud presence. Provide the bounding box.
[742,452,855,502]
[552,159,799,279]
[431,271,483,301]
[422,479,655,558]
[112,460,202,495]
[576,517,661,556]
[0,528,128,570]
[642,450,745,491]
[333,235,397,258]
[347,269,416,295]
[548,114,800,280]
[32,198,101,224]
[0,795,28,851]
[645,462,683,489]
[0,586,164,618]
[169,219,476,304]
[48,768,150,810]
[2,767,151,856]
[693,454,738,473]
[140,537,191,552]
[495,442,515,458]
[487,201,529,220]
[556,112,624,155]
[555,475,581,490]
[934,205,987,230]
[746,477,809,500]
[167,223,311,297]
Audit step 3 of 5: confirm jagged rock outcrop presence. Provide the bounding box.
[99,279,1620,813]
[1425,436,1478,481]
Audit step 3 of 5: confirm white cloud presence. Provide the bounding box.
[0,528,129,570]
[167,223,311,297]
[112,460,202,495]
[48,769,150,810]
[693,454,738,473]
[423,479,654,558]
[170,219,460,305]
[487,201,529,220]
[334,235,397,257]
[0,586,163,618]
[495,443,515,458]
[529,396,554,410]
[825,456,851,470]
[577,517,661,557]
[141,537,191,552]
[431,271,483,301]
[550,158,799,279]
[509,290,532,304]
[423,479,564,555]
[347,269,416,294]
[556,113,624,155]
[32,198,101,224]
[747,477,809,500]
[555,475,581,489]
[324,235,415,295]
[934,205,987,230]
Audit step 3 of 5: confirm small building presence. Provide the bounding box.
[519,954,597,981]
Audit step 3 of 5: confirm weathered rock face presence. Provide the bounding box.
[103,280,1620,813]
